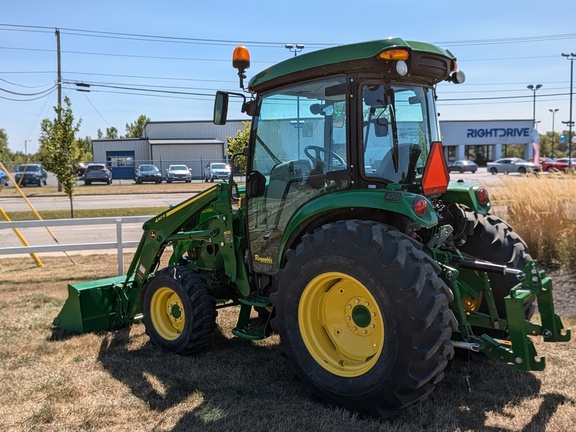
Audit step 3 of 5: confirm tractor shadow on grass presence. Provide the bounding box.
[96,326,569,432]
[96,324,315,430]
[406,354,568,432]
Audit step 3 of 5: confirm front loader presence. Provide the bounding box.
[54,38,570,418]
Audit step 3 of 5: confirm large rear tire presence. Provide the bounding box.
[460,213,534,318]
[143,265,217,354]
[271,220,456,418]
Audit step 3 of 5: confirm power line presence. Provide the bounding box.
[0,87,56,101]
[439,92,569,102]
[1,22,575,48]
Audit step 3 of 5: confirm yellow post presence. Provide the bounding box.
[0,162,61,244]
[0,207,43,267]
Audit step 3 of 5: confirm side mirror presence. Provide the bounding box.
[246,171,266,198]
[214,91,229,125]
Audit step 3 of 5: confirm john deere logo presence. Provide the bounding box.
[149,230,157,239]
[254,254,273,264]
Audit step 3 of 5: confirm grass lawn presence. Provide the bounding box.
[0,254,574,432]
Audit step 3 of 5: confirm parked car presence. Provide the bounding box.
[528,157,568,172]
[84,163,112,185]
[0,167,8,186]
[135,164,162,184]
[14,163,48,186]
[204,162,231,182]
[447,160,478,173]
[555,157,575,167]
[165,164,192,183]
[74,162,87,177]
[486,158,539,175]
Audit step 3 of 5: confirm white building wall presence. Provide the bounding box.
[440,119,534,161]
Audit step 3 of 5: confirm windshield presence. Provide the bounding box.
[18,165,40,172]
[211,163,228,170]
[140,165,158,171]
[170,165,187,171]
[362,84,439,184]
[252,76,348,178]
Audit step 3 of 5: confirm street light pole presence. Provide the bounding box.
[527,84,542,129]
[562,53,575,168]
[285,43,304,57]
[285,44,305,155]
[549,108,559,158]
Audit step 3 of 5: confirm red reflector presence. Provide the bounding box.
[477,188,489,205]
[413,197,428,217]
[422,141,450,196]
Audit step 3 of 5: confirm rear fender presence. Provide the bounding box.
[441,181,491,214]
[278,189,438,266]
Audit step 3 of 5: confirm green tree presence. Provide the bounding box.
[76,136,93,161]
[0,128,10,162]
[226,121,250,174]
[38,96,82,217]
[105,127,118,139]
[125,114,150,138]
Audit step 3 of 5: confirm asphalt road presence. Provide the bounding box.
[0,192,194,213]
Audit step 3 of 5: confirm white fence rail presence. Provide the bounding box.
[0,216,150,274]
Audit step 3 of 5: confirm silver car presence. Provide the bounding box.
[165,164,192,183]
[486,158,538,175]
[204,162,231,182]
[84,163,112,185]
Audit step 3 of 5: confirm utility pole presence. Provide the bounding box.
[55,28,62,122]
[55,28,63,193]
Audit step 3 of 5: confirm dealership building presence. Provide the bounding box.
[440,119,535,166]
[93,118,535,179]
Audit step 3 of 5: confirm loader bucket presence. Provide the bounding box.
[53,275,133,333]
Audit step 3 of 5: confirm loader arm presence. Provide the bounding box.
[54,183,248,333]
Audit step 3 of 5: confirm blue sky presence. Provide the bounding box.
[1,0,575,154]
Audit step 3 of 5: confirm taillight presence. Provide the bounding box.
[477,188,490,206]
[413,197,428,217]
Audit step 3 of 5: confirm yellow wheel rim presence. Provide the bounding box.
[299,272,384,377]
[462,292,483,312]
[150,287,186,340]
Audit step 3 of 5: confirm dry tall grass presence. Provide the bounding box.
[1,255,574,432]
[484,172,576,268]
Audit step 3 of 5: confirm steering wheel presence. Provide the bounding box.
[304,145,345,170]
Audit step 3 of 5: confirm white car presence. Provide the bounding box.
[165,165,192,183]
[486,158,539,175]
[204,162,231,182]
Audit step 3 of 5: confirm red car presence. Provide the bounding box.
[529,157,568,172]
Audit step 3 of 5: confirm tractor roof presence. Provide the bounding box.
[249,37,457,92]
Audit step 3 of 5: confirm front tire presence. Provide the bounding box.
[143,266,217,354]
[272,220,456,418]
[490,167,497,175]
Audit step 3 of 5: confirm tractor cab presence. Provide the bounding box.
[217,39,461,272]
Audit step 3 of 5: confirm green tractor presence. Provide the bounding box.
[54,38,570,418]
